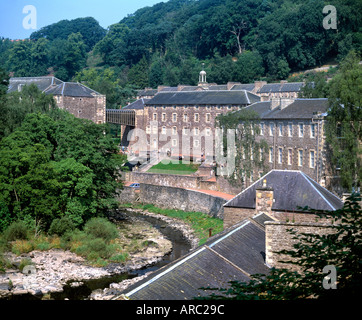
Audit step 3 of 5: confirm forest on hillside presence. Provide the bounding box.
[0,0,361,107]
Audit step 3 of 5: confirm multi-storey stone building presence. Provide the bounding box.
[8,76,106,124]
[244,98,331,189]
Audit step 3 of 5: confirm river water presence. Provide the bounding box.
[50,210,192,300]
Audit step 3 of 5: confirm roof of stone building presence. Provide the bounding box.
[44,82,102,97]
[137,88,158,97]
[8,76,63,93]
[231,84,255,91]
[122,98,150,110]
[245,98,329,119]
[123,213,271,300]
[145,90,260,106]
[224,170,343,212]
[257,82,304,94]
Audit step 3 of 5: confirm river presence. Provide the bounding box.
[49,209,192,300]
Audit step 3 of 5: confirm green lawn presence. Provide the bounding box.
[147,161,199,175]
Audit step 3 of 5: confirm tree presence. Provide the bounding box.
[198,193,362,300]
[325,51,362,191]
[0,109,126,230]
[215,109,268,188]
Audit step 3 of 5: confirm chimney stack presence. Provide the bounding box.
[255,179,274,215]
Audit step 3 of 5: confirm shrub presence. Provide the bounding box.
[3,221,29,242]
[83,217,118,242]
[11,240,34,255]
[19,258,33,272]
[48,216,75,236]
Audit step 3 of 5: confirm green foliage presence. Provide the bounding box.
[2,221,29,242]
[18,258,33,272]
[325,51,362,190]
[83,217,119,242]
[0,88,126,229]
[197,193,362,299]
[48,216,75,236]
[215,109,268,187]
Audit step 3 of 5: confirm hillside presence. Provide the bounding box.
[0,0,360,104]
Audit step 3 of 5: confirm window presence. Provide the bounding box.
[260,147,264,161]
[278,147,283,164]
[206,113,211,122]
[153,113,157,121]
[299,123,304,137]
[310,123,316,138]
[183,127,188,135]
[194,113,199,122]
[269,147,274,163]
[193,139,199,147]
[172,113,177,122]
[152,126,157,134]
[288,149,293,165]
[146,126,151,134]
[194,127,199,136]
[278,123,283,136]
[172,126,177,135]
[298,150,303,166]
[288,123,293,137]
[205,127,211,136]
[269,123,274,136]
[162,126,166,135]
[172,139,177,147]
[183,114,188,122]
[260,123,264,136]
[162,113,166,122]
[310,150,315,168]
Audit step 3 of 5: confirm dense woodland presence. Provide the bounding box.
[0,0,361,108]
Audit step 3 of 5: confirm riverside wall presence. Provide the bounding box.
[117,184,226,219]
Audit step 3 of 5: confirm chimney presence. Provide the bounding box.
[280,98,295,109]
[227,82,241,90]
[255,179,274,215]
[270,98,280,110]
[157,85,169,92]
[254,81,267,93]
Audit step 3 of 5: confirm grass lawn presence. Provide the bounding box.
[147,161,200,175]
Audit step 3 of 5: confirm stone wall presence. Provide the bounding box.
[265,221,335,271]
[128,172,202,189]
[138,184,226,218]
[117,186,139,204]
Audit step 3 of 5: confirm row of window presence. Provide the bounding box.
[146,126,212,136]
[260,122,317,138]
[153,112,217,123]
[268,147,316,168]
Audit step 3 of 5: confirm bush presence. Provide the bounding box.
[48,216,75,236]
[83,217,118,242]
[3,221,29,242]
[75,238,116,260]
[19,258,33,272]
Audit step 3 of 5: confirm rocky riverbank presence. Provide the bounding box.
[0,208,198,300]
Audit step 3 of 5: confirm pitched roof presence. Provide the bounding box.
[145,90,260,106]
[8,76,63,93]
[224,170,343,212]
[245,98,329,120]
[257,82,304,93]
[122,98,150,110]
[122,214,271,300]
[44,82,102,97]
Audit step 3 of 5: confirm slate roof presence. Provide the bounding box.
[231,84,255,92]
[145,90,260,106]
[8,76,63,93]
[44,82,102,97]
[224,170,343,212]
[122,98,150,110]
[123,213,271,300]
[257,82,304,94]
[137,89,158,97]
[245,98,329,119]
